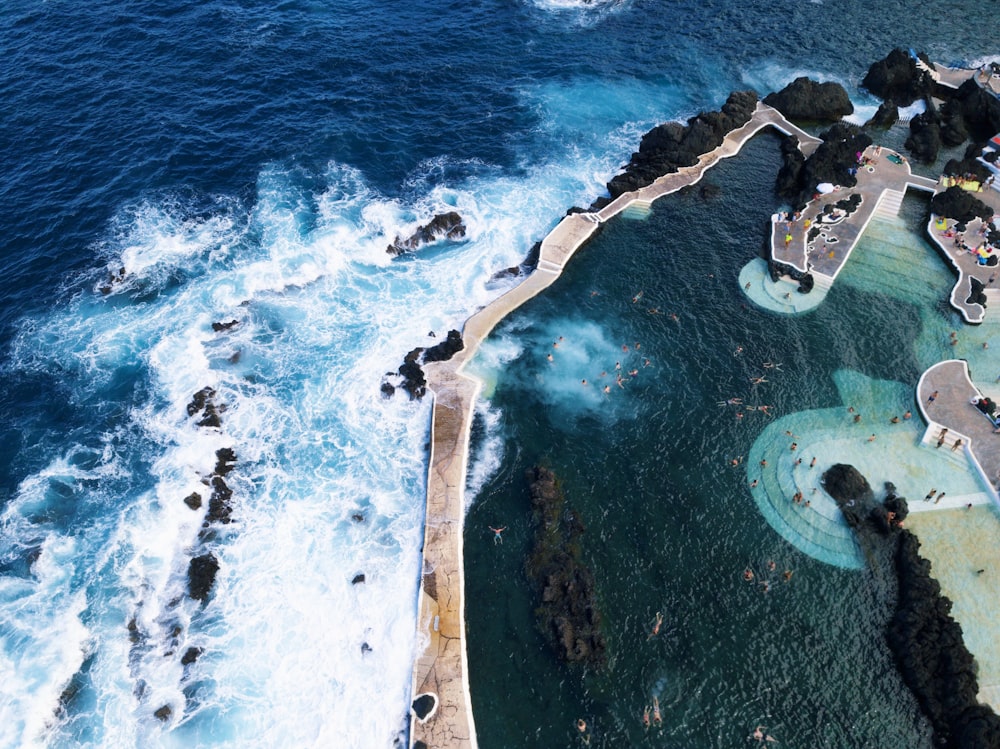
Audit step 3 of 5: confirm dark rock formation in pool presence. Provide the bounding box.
[524,465,606,667]
[823,464,1000,749]
[602,90,758,202]
[387,212,466,256]
[763,77,853,122]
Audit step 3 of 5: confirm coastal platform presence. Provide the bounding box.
[925,179,1000,324]
[768,146,938,283]
[408,101,821,748]
[910,359,1000,709]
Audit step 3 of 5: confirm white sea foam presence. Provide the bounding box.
[0,71,667,745]
[740,60,855,99]
[465,401,505,509]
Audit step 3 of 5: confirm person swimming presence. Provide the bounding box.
[642,705,650,729]
[647,611,663,640]
[652,696,662,725]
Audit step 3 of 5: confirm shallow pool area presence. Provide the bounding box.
[739,257,828,314]
[905,505,1000,707]
[748,370,987,569]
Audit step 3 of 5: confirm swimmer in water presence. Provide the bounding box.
[652,696,662,725]
[648,611,663,640]
[642,705,650,729]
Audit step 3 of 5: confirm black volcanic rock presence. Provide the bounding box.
[396,348,427,400]
[967,277,988,309]
[206,476,234,525]
[387,212,466,256]
[944,79,1000,143]
[763,77,853,122]
[524,466,606,667]
[422,329,464,363]
[930,186,994,224]
[777,123,872,209]
[866,101,899,129]
[606,90,758,199]
[387,330,464,400]
[905,109,943,164]
[862,48,935,106]
[188,553,219,602]
[890,531,1000,748]
[181,647,203,666]
[826,463,1000,748]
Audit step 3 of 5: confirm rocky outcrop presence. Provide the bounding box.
[384,330,464,400]
[941,79,1000,144]
[823,463,1000,748]
[967,277,988,309]
[891,532,1000,749]
[862,48,936,106]
[763,77,853,122]
[524,466,606,667]
[776,123,872,210]
[387,212,466,256]
[905,107,943,164]
[943,146,992,184]
[605,90,758,199]
[930,186,995,224]
[866,101,899,129]
[188,553,220,603]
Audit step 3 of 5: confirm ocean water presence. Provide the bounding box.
[0,1,997,747]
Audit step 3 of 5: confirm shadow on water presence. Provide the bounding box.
[465,134,938,748]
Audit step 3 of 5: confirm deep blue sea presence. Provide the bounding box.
[0,1,996,747]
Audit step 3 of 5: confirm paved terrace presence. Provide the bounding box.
[913,359,1000,708]
[926,181,1000,324]
[918,359,1000,502]
[769,146,938,282]
[408,101,816,749]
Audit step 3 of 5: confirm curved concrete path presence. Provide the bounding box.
[917,359,1000,502]
[408,102,824,749]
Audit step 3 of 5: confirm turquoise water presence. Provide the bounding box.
[464,134,963,747]
[2,0,998,745]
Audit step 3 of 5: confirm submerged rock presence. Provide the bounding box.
[524,466,606,667]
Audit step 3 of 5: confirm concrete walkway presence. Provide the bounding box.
[925,182,1000,324]
[408,101,819,749]
[917,359,1000,503]
[769,146,938,280]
